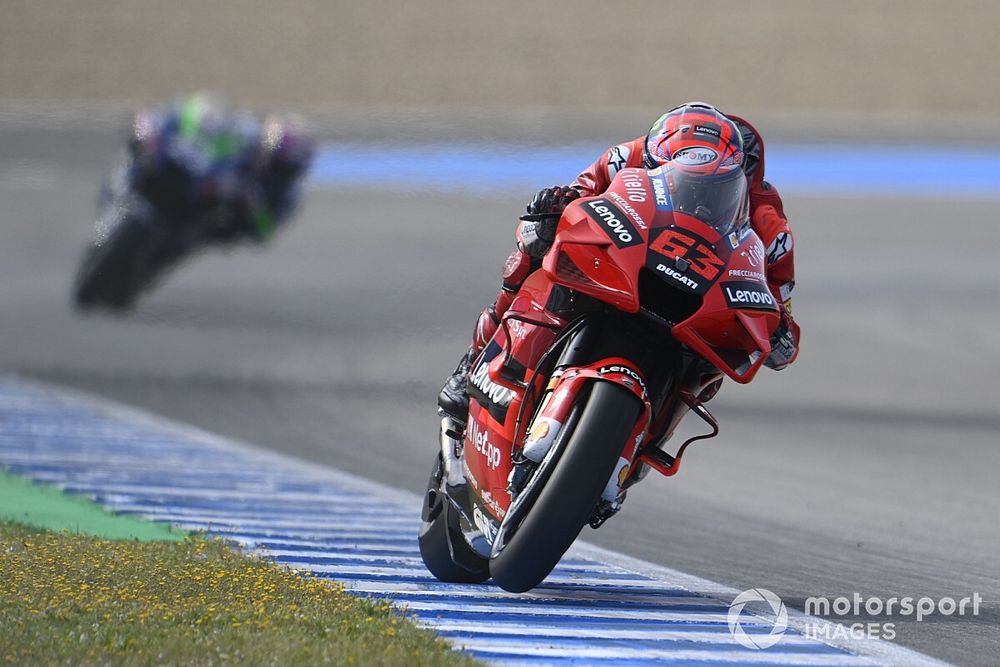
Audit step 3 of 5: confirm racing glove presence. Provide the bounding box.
[765,312,799,370]
[526,184,581,218]
[519,185,581,258]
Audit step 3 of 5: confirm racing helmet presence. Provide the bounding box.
[643,102,745,173]
[645,103,749,234]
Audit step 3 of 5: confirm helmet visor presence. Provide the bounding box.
[665,165,748,235]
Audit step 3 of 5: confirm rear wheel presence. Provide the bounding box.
[417,454,490,583]
[489,381,640,593]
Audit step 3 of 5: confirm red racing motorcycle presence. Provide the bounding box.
[419,162,782,593]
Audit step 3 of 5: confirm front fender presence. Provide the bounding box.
[521,357,651,467]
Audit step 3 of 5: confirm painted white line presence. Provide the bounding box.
[389,600,736,622]
[0,376,951,667]
[108,502,406,519]
[423,619,826,645]
[145,515,414,531]
[445,640,880,665]
[345,579,702,597]
[260,549,644,575]
[231,538,419,555]
[55,484,365,504]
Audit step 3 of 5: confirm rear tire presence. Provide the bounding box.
[417,454,490,584]
[489,381,640,593]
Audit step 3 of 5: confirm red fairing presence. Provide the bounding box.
[463,272,568,521]
[572,117,797,326]
[461,157,788,530]
[548,166,782,382]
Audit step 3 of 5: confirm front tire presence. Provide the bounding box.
[489,381,640,593]
[417,454,490,584]
[73,206,158,311]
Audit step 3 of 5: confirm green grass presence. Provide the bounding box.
[0,522,481,666]
[0,470,185,541]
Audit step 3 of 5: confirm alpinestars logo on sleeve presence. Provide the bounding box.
[767,232,793,264]
[607,145,630,179]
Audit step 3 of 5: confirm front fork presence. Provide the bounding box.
[438,416,467,488]
[508,347,652,512]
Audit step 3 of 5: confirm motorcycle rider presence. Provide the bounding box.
[439,102,800,422]
[111,93,314,244]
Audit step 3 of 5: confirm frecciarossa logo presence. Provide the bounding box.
[583,198,643,249]
[721,281,778,311]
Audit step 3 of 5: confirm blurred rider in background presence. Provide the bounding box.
[439,102,800,422]
[108,93,314,245]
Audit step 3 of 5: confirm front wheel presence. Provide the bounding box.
[489,381,641,593]
[73,205,160,311]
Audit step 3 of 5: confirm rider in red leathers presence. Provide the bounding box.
[439,102,800,421]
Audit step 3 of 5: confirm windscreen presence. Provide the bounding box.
[665,165,748,235]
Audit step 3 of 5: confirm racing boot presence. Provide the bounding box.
[436,294,516,422]
[437,346,475,422]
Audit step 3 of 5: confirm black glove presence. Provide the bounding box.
[526,185,580,218]
[765,315,798,370]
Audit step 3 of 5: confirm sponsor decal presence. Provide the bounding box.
[522,416,561,463]
[693,123,722,139]
[602,456,631,502]
[583,198,643,249]
[650,171,670,210]
[607,191,648,230]
[480,490,506,519]
[607,144,630,179]
[729,268,766,282]
[473,505,498,542]
[526,419,549,443]
[719,150,745,169]
[598,364,647,393]
[672,146,718,167]
[654,261,700,291]
[650,228,724,281]
[779,281,795,301]
[468,417,502,470]
[767,232,793,264]
[621,172,647,203]
[470,361,516,408]
[462,458,479,490]
[722,281,778,311]
[508,318,528,340]
[468,343,518,422]
[742,240,765,267]
[618,461,631,486]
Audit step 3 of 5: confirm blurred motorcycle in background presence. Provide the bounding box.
[73,94,313,311]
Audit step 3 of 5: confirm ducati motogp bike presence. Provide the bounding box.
[419,163,782,593]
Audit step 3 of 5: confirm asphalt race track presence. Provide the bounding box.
[2,119,998,665]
